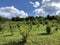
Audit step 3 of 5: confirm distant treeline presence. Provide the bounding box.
[0,15,60,23]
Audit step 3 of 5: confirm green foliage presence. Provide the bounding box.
[0,16,10,23]
[9,22,13,35]
[0,21,60,45]
[46,25,51,34]
[0,15,60,45]
[0,25,2,32]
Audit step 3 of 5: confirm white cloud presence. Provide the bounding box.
[42,0,50,3]
[56,10,60,15]
[0,6,28,18]
[34,0,60,16]
[51,3,60,8]
[30,1,40,8]
[34,8,45,14]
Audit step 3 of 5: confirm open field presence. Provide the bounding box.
[0,21,60,45]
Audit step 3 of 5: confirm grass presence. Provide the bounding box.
[0,22,60,45]
[26,30,60,45]
[0,27,23,45]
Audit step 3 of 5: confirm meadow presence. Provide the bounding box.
[0,19,60,45]
[0,15,60,45]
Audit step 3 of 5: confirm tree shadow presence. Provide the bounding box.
[3,34,13,37]
[3,41,24,45]
[3,36,27,45]
[3,39,27,45]
[38,33,52,35]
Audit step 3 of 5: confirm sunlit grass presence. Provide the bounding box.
[0,22,60,45]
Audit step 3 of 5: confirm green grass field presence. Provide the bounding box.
[0,22,60,45]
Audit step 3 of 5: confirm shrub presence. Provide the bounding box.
[45,20,49,25]
[55,24,58,31]
[46,25,51,34]
[29,22,32,31]
[9,22,13,36]
[55,27,58,31]
[0,26,2,32]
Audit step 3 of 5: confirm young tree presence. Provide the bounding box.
[35,19,40,30]
[56,16,60,31]
[0,24,2,32]
[0,23,4,34]
[9,22,13,36]
[46,25,51,34]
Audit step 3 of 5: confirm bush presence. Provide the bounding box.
[0,26,2,32]
[55,27,58,31]
[9,24,13,36]
[46,25,51,34]
[55,24,58,31]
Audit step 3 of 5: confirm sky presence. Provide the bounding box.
[0,0,60,18]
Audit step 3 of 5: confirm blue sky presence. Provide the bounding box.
[0,0,42,16]
[0,0,60,18]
